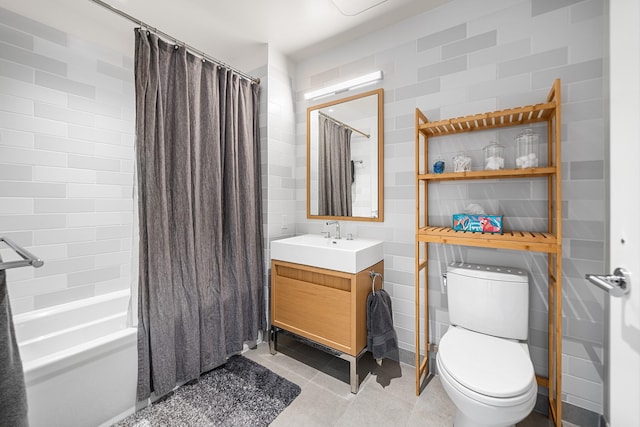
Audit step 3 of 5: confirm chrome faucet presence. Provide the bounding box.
[326,220,341,239]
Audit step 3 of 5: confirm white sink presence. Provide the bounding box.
[271,234,384,274]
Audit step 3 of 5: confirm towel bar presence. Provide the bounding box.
[370,270,383,294]
[0,237,44,271]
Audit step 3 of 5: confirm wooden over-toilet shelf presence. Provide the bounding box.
[419,226,558,253]
[414,79,563,426]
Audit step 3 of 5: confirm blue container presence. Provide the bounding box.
[433,160,445,174]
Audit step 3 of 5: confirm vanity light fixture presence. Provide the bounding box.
[304,70,383,100]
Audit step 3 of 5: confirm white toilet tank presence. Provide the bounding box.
[446,262,529,340]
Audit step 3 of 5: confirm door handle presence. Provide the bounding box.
[585,267,631,297]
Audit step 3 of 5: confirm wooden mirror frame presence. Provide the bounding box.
[306,88,384,222]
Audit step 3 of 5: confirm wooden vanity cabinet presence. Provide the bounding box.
[271,259,384,357]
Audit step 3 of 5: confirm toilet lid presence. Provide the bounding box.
[438,326,535,398]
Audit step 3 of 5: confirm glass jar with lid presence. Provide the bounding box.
[452,151,472,172]
[483,141,504,170]
[515,128,539,169]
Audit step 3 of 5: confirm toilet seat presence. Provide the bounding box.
[437,326,536,406]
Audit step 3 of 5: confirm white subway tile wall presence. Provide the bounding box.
[267,57,297,246]
[0,0,608,418]
[294,0,606,414]
[0,7,135,314]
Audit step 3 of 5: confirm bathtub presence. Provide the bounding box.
[13,290,138,427]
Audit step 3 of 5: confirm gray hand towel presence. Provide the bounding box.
[366,289,398,360]
[0,259,29,427]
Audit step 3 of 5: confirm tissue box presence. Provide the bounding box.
[452,214,503,234]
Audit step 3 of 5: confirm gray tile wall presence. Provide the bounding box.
[0,7,135,314]
[294,0,607,414]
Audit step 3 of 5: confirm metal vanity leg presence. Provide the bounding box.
[350,356,359,394]
[269,326,277,355]
[339,353,359,394]
[342,347,368,394]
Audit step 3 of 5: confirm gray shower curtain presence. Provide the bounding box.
[318,115,353,216]
[0,259,29,427]
[134,30,264,401]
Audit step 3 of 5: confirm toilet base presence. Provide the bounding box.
[454,410,514,427]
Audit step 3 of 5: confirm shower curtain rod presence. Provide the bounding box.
[319,111,370,138]
[88,0,260,84]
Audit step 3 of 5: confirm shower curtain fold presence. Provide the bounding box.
[318,115,353,216]
[134,30,264,401]
[0,258,29,427]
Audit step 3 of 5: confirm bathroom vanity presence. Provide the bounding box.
[269,234,384,393]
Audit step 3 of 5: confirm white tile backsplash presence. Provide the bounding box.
[294,0,607,414]
[0,110,67,136]
[0,0,609,417]
[66,183,123,199]
[32,255,95,278]
[0,7,134,314]
[0,75,67,105]
[0,145,67,167]
[32,227,96,245]
[67,94,121,118]
[67,240,121,258]
[34,198,94,213]
[65,212,123,228]
[34,134,95,155]
[67,265,120,287]
[0,57,34,82]
[68,124,121,145]
[0,128,35,148]
[34,102,95,126]
[32,165,95,183]
[34,70,95,98]
[0,93,34,115]
[6,273,68,299]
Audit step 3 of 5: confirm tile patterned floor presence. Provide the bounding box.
[243,335,567,427]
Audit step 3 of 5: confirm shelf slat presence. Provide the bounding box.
[418,226,558,253]
[418,101,556,137]
[418,166,556,181]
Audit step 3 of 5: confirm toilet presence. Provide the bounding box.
[436,262,537,427]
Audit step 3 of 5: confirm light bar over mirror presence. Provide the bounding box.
[304,71,383,101]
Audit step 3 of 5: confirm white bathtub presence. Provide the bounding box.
[13,290,138,427]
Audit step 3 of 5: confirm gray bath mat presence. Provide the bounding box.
[114,355,301,427]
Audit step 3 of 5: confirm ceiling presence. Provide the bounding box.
[0,0,450,74]
[0,0,450,65]
[100,0,449,62]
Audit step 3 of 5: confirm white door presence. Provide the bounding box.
[607,0,640,425]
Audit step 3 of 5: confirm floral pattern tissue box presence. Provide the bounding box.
[452,214,503,234]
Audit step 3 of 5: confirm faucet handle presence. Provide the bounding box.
[321,231,331,238]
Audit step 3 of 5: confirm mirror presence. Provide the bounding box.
[307,88,384,221]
